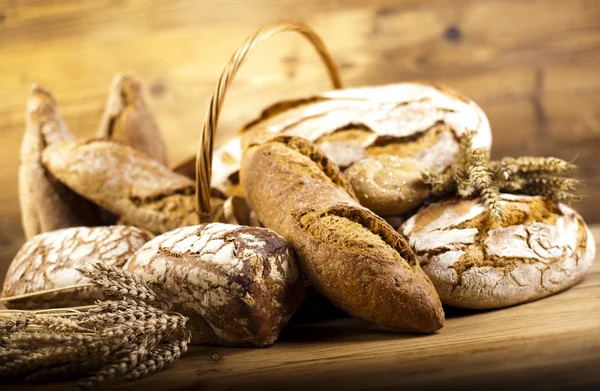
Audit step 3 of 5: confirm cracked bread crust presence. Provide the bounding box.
[124,223,305,346]
[2,226,152,309]
[401,194,596,309]
[42,139,200,234]
[241,136,444,333]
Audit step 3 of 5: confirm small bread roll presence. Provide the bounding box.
[401,194,596,309]
[344,155,430,216]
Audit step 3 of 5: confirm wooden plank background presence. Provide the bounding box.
[0,0,599,281]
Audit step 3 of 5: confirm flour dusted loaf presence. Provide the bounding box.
[19,85,100,239]
[241,136,444,332]
[2,226,152,309]
[401,194,596,309]
[205,82,491,200]
[97,74,168,165]
[124,223,304,346]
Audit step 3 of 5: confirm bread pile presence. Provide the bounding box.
[1,61,595,357]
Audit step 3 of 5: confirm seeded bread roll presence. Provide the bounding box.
[401,194,596,309]
[124,223,304,346]
[241,136,444,332]
[2,226,152,309]
[19,85,100,239]
[344,155,430,216]
[97,74,168,165]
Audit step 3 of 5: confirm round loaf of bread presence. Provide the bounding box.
[183,82,491,199]
[124,223,305,346]
[344,155,430,216]
[2,226,152,309]
[401,194,595,309]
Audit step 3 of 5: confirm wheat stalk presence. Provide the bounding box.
[422,131,579,220]
[0,263,189,387]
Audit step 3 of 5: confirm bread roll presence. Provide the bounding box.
[241,136,444,332]
[2,226,152,309]
[344,155,430,216]
[19,85,100,239]
[124,223,304,346]
[401,194,596,309]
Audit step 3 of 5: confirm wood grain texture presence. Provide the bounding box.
[1,0,599,280]
[24,226,600,390]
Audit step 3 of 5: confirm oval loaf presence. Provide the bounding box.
[401,194,596,309]
[124,223,305,346]
[2,226,152,309]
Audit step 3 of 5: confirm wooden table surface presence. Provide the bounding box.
[23,226,598,391]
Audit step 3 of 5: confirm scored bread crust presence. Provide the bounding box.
[241,136,444,332]
[401,194,596,309]
[42,139,200,234]
[2,226,152,309]
[124,223,305,346]
[19,85,100,239]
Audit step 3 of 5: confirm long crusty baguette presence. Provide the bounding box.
[240,136,444,332]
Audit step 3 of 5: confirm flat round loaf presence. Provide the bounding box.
[401,194,596,309]
[344,155,430,216]
[2,226,152,309]
[124,223,305,346]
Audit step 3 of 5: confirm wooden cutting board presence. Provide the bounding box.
[28,226,600,391]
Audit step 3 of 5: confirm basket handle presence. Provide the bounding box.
[195,21,342,220]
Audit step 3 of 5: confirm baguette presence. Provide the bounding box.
[241,136,444,332]
[19,85,100,239]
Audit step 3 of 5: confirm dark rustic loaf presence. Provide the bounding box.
[240,136,444,332]
[2,226,152,309]
[124,223,305,346]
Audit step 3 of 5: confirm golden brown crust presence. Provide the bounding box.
[241,136,444,332]
[19,85,100,239]
[42,139,198,234]
[344,155,431,216]
[97,74,168,165]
